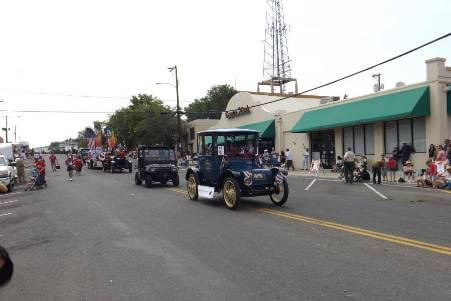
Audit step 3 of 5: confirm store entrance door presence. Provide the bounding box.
[310,130,335,169]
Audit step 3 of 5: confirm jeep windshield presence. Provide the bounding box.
[144,149,176,161]
[0,157,7,166]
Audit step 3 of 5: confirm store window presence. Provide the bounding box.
[342,124,374,155]
[384,117,426,153]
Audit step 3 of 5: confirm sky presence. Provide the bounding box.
[0,0,449,147]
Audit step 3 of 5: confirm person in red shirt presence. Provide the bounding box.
[65,155,74,181]
[388,155,397,182]
[49,152,57,172]
[74,156,83,175]
[35,157,46,188]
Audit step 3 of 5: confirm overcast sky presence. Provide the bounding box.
[0,0,449,147]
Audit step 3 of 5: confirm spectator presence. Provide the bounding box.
[436,145,446,161]
[428,144,437,160]
[388,155,397,182]
[446,143,451,166]
[302,148,310,170]
[15,158,25,184]
[371,160,382,184]
[403,161,415,183]
[343,147,355,184]
[36,157,46,188]
[438,165,451,190]
[280,151,286,165]
[399,142,413,165]
[263,149,270,162]
[285,149,294,170]
[381,155,388,182]
[0,245,14,287]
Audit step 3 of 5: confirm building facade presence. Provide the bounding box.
[189,57,451,170]
[186,119,219,154]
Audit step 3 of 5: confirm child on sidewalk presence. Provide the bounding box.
[388,155,397,182]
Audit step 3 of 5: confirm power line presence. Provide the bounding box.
[2,90,188,103]
[228,32,451,112]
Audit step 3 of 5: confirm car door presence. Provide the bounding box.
[198,135,222,185]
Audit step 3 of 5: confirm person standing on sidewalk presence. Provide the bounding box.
[302,148,310,170]
[286,149,294,170]
[343,147,355,184]
[372,160,382,184]
[15,157,25,184]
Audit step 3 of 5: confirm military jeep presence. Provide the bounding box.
[134,146,179,187]
[185,129,289,210]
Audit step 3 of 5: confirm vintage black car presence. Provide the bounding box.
[185,129,289,210]
[134,146,179,187]
[102,154,132,173]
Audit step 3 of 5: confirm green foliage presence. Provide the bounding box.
[185,84,236,121]
[108,94,177,149]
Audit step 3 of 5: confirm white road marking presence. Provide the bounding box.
[0,192,23,198]
[305,179,317,191]
[364,183,389,200]
[0,212,12,217]
[0,200,18,205]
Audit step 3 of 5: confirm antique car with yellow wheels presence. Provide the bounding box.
[185,129,289,210]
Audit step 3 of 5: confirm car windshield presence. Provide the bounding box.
[144,149,175,161]
[199,133,257,158]
[0,157,7,166]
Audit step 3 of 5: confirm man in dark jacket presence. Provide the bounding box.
[399,143,413,165]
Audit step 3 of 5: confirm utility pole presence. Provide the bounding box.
[169,65,182,155]
[372,73,382,92]
[3,116,9,143]
[14,125,17,142]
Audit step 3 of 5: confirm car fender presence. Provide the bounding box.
[217,169,241,189]
[185,167,200,180]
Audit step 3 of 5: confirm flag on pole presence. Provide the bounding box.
[85,128,96,150]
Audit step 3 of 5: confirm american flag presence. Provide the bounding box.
[85,128,96,150]
[243,170,252,186]
[275,170,287,185]
[220,155,229,171]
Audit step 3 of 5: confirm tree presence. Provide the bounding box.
[108,94,177,149]
[185,84,236,121]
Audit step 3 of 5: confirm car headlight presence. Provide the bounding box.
[111,161,115,164]
[253,173,264,180]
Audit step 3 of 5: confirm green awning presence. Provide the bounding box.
[239,119,275,138]
[291,86,430,133]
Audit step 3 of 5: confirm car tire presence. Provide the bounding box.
[173,174,180,187]
[129,164,133,173]
[270,178,289,206]
[145,174,153,188]
[135,172,142,185]
[111,165,114,174]
[222,177,241,210]
[186,173,198,201]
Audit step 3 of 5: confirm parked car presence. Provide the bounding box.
[185,129,289,210]
[134,146,179,187]
[0,155,15,192]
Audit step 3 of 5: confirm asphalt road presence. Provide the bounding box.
[0,157,450,300]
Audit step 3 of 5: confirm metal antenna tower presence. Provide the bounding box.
[258,0,298,94]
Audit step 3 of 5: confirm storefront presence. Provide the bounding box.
[291,57,451,169]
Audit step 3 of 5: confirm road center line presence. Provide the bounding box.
[364,183,388,200]
[257,208,451,256]
[305,179,316,191]
[0,212,12,217]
